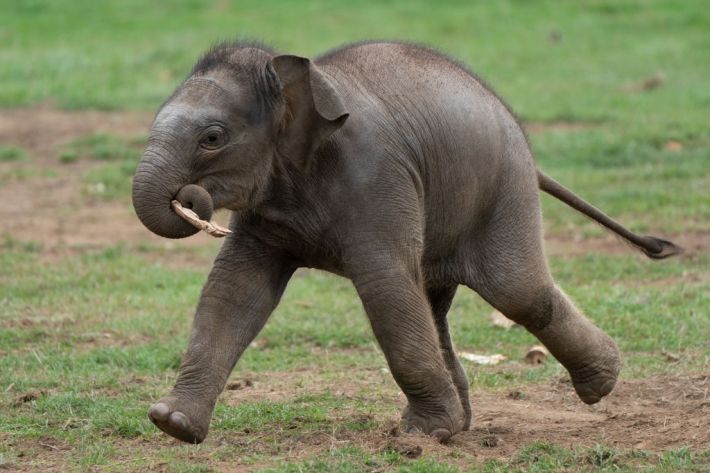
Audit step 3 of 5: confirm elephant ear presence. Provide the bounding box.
[271,55,349,170]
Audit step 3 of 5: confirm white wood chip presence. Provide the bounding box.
[459,352,508,365]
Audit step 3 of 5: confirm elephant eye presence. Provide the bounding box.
[200,126,227,150]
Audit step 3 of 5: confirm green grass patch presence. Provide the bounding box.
[263,447,458,473]
[1,0,708,140]
[83,157,139,199]
[0,145,30,162]
[494,442,709,473]
[56,134,146,199]
[60,134,145,163]
[0,166,57,182]
[534,130,710,235]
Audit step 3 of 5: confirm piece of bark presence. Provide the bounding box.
[13,390,45,407]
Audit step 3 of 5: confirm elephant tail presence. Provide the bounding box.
[536,169,681,259]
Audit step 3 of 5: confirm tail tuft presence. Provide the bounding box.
[639,236,683,260]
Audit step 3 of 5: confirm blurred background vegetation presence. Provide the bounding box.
[0,0,707,133]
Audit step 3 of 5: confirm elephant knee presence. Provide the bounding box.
[498,285,555,332]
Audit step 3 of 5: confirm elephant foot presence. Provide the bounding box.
[568,335,622,404]
[401,397,465,443]
[148,395,211,444]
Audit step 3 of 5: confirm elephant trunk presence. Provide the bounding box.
[132,150,213,239]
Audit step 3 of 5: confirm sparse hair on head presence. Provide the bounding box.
[188,39,282,118]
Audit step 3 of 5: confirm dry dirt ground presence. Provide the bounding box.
[6,370,710,471]
[1,107,709,470]
[0,107,227,267]
[212,369,710,463]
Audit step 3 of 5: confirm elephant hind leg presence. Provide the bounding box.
[496,283,621,404]
[351,263,465,442]
[427,285,472,430]
[462,194,621,404]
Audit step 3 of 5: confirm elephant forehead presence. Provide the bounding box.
[180,77,233,101]
[155,82,253,129]
[154,103,223,128]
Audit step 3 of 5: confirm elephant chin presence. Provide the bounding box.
[133,179,215,239]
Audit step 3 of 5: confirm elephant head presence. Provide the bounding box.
[132,44,349,238]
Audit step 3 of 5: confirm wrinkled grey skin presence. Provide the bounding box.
[132,41,680,444]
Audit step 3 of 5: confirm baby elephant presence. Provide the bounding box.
[132,40,680,444]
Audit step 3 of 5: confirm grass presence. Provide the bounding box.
[1,244,708,471]
[60,134,146,163]
[0,147,57,181]
[0,145,30,162]
[534,130,710,234]
[0,0,708,137]
[486,442,709,472]
[54,133,147,197]
[1,0,709,471]
[83,158,141,199]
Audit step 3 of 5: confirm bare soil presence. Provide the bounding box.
[455,374,710,459]
[0,106,225,267]
[216,368,710,460]
[7,370,710,472]
[206,370,710,470]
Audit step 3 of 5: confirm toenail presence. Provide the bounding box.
[599,379,616,396]
[169,411,188,430]
[431,428,452,443]
[150,402,170,421]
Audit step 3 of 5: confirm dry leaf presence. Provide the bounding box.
[624,72,666,92]
[664,141,683,152]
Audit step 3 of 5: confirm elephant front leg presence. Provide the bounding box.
[149,236,293,443]
[353,266,465,442]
